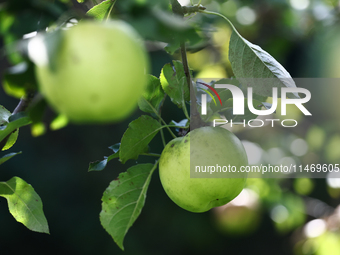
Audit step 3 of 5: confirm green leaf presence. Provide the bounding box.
[88,158,109,172]
[2,129,19,151]
[0,176,49,234]
[87,0,115,20]
[229,29,299,98]
[108,143,120,153]
[120,115,161,164]
[138,75,165,113]
[89,143,121,172]
[0,106,20,151]
[0,151,21,165]
[169,119,188,127]
[0,105,11,125]
[100,163,157,250]
[160,61,190,107]
[88,153,120,172]
[0,113,31,143]
[164,42,180,55]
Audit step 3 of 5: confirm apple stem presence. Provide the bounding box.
[171,0,204,131]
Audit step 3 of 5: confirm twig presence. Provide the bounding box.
[158,94,167,147]
[142,98,177,139]
[171,0,204,130]
[12,91,35,115]
[0,91,35,151]
[182,5,206,15]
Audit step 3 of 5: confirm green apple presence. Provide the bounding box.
[30,20,149,123]
[159,126,248,213]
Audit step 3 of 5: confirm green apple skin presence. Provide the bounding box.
[35,20,149,123]
[159,126,248,213]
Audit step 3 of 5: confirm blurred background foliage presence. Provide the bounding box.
[1,0,340,254]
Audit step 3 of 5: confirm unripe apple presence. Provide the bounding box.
[159,126,248,213]
[30,20,149,123]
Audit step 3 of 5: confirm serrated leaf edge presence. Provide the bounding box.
[101,163,158,250]
[0,177,49,234]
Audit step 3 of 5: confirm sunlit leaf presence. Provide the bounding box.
[87,0,115,20]
[229,29,298,98]
[0,176,49,234]
[160,61,190,107]
[138,75,165,113]
[2,129,19,151]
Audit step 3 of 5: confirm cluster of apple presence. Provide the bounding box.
[29,20,248,213]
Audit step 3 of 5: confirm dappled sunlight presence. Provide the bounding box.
[27,35,48,67]
[304,219,327,238]
[290,0,310,10]
[241,140,263,165]
[236,7,256,26]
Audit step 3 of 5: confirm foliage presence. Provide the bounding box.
[1,0,340,254]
